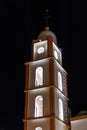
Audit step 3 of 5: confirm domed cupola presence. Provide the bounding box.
[37,26,58,45]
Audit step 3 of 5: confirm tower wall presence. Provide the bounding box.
[24,117,69,130]
[23,34,70,130]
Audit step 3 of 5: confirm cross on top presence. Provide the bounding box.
[43,8,51,26]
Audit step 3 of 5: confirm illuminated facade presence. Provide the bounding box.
[23,26,70,130]
[70,115,87,130]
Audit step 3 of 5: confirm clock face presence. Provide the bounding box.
[37,47,45,54]
[54,50,58,60]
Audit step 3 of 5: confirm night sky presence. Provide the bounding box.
[0,0,87,130]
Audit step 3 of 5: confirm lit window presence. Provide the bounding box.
[54,50,58,60]
[37,47,45,54]
[35,127,42,130]
[59,98,63,120]
[58,72,62,91]
[35,67,43,86]
[35,95,43,117]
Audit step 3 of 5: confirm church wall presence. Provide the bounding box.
[54,87,69,124]
[26,87,51,118]
[54,60,68,97]
[55,118,69,130]
[26,118,51,130]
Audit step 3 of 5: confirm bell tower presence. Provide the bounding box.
[23,26,70,130]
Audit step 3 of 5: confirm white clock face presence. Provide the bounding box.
[54,50,58,60]
[37,47,45,54]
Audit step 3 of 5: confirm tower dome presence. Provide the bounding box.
[37,26,58,45]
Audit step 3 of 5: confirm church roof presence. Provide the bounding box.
[37,26,58,45]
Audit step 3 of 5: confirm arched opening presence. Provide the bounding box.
[35,67,43,86]
[35,127,42,130]
[58,72,62,91]
[59,98,63,120]
[35,95,43,117]
[54,50,58,60]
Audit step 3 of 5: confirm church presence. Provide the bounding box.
[70,115,87,130]
[23,25,71,130]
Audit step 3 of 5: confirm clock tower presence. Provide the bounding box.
[23,26,71,130]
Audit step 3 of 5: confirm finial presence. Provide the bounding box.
[45,26,50,31]
[43,8,51,26]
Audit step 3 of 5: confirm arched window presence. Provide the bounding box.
[35,67,43,86]
[58,72,62,91]
[59,98,63,120]
[35,95,43,117]
[35,127,42,130]
[54,50,58,60]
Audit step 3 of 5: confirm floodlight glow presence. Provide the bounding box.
[35,67,43,86]
[35,127,42,130]
[59,98,63,120]
[54,50,58,60]
[35,95,43,117]
[37,47,45,54]
[58,72,63,91]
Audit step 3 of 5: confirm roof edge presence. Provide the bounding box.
[70,115,87,121]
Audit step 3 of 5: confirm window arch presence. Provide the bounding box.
[58,72,62,91]
[35,67,43,86]
[54,50,58,60]
[59,98,63,120]
[35,95,43,117]
[35,127,42,130]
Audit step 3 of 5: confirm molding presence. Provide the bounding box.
[70,115,87,121]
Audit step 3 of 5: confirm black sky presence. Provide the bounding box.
[0,0,87,129]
